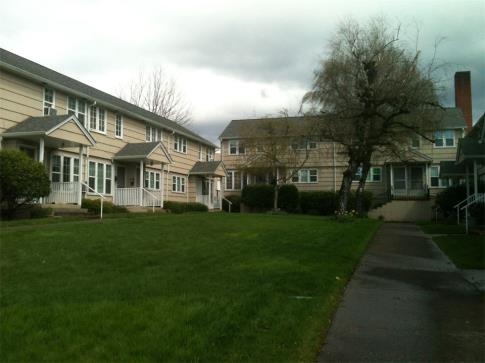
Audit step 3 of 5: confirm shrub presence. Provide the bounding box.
[300,191,337,215]
[469,202,484,225]
[435,184,467,217]
[241,184,274,211]
[278,184,299,212]
[347,191,373,213]
[222,195,241,212]
[164,201,208,214]
[81,198,128,214]
[29,205,53,219]
[0,149,50,219]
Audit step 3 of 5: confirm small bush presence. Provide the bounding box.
[81,198,128,214]
[0,149,50,219]
[300,191,337,215]
[29,205,52,219]
[278,184,299,212]
[436,183,484,218]
[222,195,241,212]
[347,191,373,213]
[469,202,484,225]
[164,201,208,214]
[241,184,274,211]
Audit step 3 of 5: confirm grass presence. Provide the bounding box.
[418,221,466,235]
[433,235,485,269]
[0,213,379,362]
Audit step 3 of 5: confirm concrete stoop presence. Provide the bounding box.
[368,200,434,222]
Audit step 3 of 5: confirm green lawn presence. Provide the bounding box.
[418,222,466,235]
[1,213,379,362]
[433,235,485,269]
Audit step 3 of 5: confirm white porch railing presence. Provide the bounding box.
[45,182,79,204]
[143,188,162,209]
[114,188,139,206]
[196,194,210,207]
[456,193,485,234]
[391,186,428,200]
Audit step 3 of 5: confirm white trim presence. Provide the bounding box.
[88,105,107,135]
[43,87,55,115]
[433,130,456,148]
[173,135,187,154]
[172,174,186,193]
[292,169,318,183]
[87,159,113,195]
[228,140,245,155]
[115,114,123,139]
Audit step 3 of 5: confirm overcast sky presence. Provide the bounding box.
[1,0,483,143]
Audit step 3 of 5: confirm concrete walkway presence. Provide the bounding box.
[318,223,485,363]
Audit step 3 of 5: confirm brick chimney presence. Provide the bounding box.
[454,71,473,130]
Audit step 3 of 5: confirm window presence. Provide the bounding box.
[146,125,162,142]
[366,167,382,182]
[115,114,123,138]
[88,161,112,194]
[291,169,318,183]
[291,139,317,150]
[43,88,55,115]
[89,106,106,133]
[434,130,455,147]
[51,155,79,183]
[174,135,187,153]
[206,147,214,161]
[430,166,450,188]
[226,170,242,190]
[67,96,86,125]
[198,144,204,161]
[229,140,245,155]
[144,171,161,189]
[411,136,420,148]
[172,175,186,193]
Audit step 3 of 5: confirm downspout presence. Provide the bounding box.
[161,163,165,208]
[166,164,170,204]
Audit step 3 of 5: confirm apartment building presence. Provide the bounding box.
[219,73,472,206]
[0,48,225,210]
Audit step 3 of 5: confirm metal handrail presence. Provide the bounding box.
[142,188,159,213]
[222,197,233,213]
[461,193,485,210]
[454,193,478,209]
[81,182,105,219]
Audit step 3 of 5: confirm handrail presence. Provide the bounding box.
[454,193,478,209]
[461,193,485,210]
[222,197,233,213]
[142,188,159,213]
[81,182,105,219]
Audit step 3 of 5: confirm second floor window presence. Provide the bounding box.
[206,147,214,161]
[291,139,317,150]
[229,140,245,155]
[411,136,420,148]
[146,125,162,142]
[434,130,454,147]
[174,135,187,153]
[67,96,86,125]
[115,114,123,138]
[43,88,55,115]
[89,106,106,133]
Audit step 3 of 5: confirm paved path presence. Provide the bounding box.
[318,223,485,362]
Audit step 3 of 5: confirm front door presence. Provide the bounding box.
[409,166,423,191]
[116,166,126,188]
[393,167,406,192]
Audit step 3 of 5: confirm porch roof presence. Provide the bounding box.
[113,141,173,164]
[2,114,95,146]
[456,137,485,164]
[439,160,466,177]
[189,161,227,177]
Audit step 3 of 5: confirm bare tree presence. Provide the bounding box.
[120,67,192,125]
[234,115,320,210]
[302,17,442,214]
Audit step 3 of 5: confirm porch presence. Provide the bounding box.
[389,164,429,200]
[190,161,227,210]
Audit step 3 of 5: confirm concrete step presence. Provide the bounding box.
[42,204,88,216]
[126,206,166,213]
[368,200,434,222]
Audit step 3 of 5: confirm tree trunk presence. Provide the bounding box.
[355,160,371,216]
[338,159,359,213]
[273,184,279,211]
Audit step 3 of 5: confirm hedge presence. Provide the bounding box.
[241,184,274,211]
[81,198,128,214]
[278,184,299,212]
[164,201,208,214]
[300,191,337,215]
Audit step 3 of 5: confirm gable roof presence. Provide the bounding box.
[114,141,173,163]
[2,114,95,145]
[437,107,467,129]
[0,48,216,148]
[189,161,226,176]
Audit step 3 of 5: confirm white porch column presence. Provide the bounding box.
[473,160,478,195]
[78,145,83,205]
[139,160,144,206]
[161,164,165,207]
[39,137,45,163]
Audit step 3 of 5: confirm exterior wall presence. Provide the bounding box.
[0,69,215,206]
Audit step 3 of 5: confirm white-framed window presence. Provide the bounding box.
[43,88,55,115]
[229,140,245,155]
[88,160,112,194]
[434,130,455,147]
[115,114,123,138]
[411,136,421,149]
[291,138,317,150]
[198,144,204,161]
[146,125,162,142]
[206,147,214,161]
[430,166,450,188]
[226,170,242,190]
[144,170,161,190]
[51,154,79,183]
[172,175,186,193]
[292,169,318,183]
[174,135,187,153]
[67,96,86,125]
[89,106,106,133]
[366,167,382,182]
